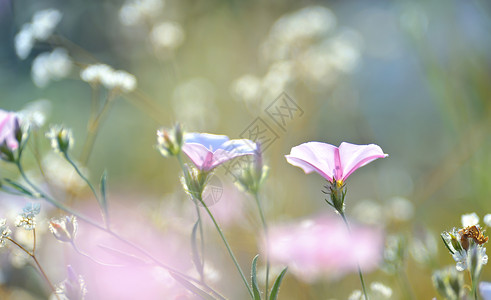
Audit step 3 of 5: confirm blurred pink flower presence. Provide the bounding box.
[0,109,20,150]
[266,215,384,282]
[182,133,256,172]
[285,142,388,182]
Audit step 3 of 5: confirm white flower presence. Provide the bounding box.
[15,203,41,231]
[370,282,392,298]
[31,48,72,88]
[18,99,51,129]
[119,0,164,26]
[14,24,35,60]
[150,22,185,51]
[461,212,480,227]
[0,219,12,247]
[80,64,114,85]
[484,214,491,227]
[31,9,63,40]
[14,9,62,60]
[101,70,137,92]
[46,125,74,153]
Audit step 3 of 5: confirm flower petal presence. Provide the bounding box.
[184,133,229,151]
[181,143,214,170]
[338,142,388,181]
[285,142,338,181]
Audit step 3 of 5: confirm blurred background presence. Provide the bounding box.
[1,0,491,299]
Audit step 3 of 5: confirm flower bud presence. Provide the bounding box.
[157,123,183,157]
[46,125,73,153]
[49,215,77,243]
[235,143,269,195]
[432,267,465,299]
[181,164,210,201]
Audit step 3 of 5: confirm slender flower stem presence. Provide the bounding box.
[14,160,225,300]
[70,242,124,267]
[6,237,60,300]
[62,152,109,227]
[177,154,205,282]
[33,228,37,253]
[199,196,254,298]
[80,93,114,165]
[253,192,270,300]
[340,212,369,300]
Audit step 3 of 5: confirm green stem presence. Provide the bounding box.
[199,196,254,298]
[254,192,270,300]
[14,160,225,300]
[63,152,108,226]
[340,212,369,300]
[177,154,205,282]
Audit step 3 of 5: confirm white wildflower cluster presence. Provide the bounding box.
[231,5,362,105]
[150,21,185,51]
[15,9,63,60]
[119,0,164,26]
[31,48,72,88]
[80,64,137,93]
[441,213,489,273]
[15,203,41,231]
[348,282,392,300]
[0,219,12,247]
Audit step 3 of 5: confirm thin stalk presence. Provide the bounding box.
[177,154,205,282]
[62,152,108,226]
[80,93,114,165]
[33,228,37,253]
[7,237,60,300]
[15,160,225,300]
[253,192,270,300]
[198,196,254,298]
[340,212,369,300]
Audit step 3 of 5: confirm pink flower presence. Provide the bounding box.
[182,133,256,172]
[285,141,388,182]
[266,215,384,282]
[0,110,20,150]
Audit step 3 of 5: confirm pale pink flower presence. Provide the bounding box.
[285,141,388,182]
[0,110,20,150]
[267,215,384,282]
[481,282,491,300]
[182,133,256,172]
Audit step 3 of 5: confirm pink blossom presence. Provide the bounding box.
[266,215,384,282]
[182,133,256,172]
[0,110,20,150]
[285,141,388,182]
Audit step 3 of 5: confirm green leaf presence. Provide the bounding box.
[251,254,262,300]
[3,179,34,197]
[269,267,288,300]
[191,220,204,279]
[99,170,109,219]
[441,234,455,255]
[170,271,216,300]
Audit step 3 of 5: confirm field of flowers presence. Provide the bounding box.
[1,0,491,299]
